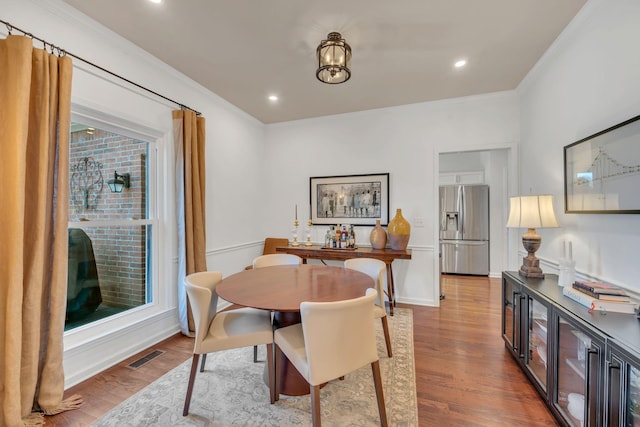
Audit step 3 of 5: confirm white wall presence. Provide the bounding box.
[517,0,640,290]
[264,92,520,306]
[4,0,266,386]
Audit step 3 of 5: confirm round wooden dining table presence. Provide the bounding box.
[216,264,374,396]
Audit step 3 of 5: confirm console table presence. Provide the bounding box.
[276,245,411,315]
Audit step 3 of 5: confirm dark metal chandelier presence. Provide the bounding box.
[316,32,351,84]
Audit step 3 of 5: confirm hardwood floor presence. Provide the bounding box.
[45,275,558,426]
[409,275,557,426]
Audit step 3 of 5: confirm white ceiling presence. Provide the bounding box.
[62,0,586,124]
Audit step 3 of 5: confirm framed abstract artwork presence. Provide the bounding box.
[309,173,389,226]
[564,114,640,213]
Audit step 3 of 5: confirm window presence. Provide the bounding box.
[66,120,154,330]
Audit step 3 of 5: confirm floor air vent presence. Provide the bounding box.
[127,349,166,369]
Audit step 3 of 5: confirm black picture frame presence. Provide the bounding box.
[564,114,640,213]
[309,173,390,226]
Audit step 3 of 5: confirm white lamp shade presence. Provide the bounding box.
[506,195,559,229]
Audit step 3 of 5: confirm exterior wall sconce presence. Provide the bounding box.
[107,171,130,193]
[316,32,351,84]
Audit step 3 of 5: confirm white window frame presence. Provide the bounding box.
[64,105,172,350]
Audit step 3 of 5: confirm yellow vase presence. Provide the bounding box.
[369,219,387,249]
[387,208,410,250]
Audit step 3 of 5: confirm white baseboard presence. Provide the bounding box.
[396,296,435,307]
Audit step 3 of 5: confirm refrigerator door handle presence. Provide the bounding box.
[459,185,465,235]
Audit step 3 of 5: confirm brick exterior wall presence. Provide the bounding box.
[69,128,148,309]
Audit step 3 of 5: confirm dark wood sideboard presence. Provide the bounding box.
[502,271,640,426]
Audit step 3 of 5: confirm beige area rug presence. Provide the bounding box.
[92,308,416,427]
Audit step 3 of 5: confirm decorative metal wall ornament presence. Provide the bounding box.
[70,157,104,209]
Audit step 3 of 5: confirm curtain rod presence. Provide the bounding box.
[1,18,202,116]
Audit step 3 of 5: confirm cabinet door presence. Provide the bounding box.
[502,276,523,359]
[458,171,484,184]
[553,311,605,427]
[525,293,550,394]
[439,173,458,185]
[607,342,640,426]
[626,363,640,426]
[439,171,484,185]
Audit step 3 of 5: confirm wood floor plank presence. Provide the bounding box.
[45,275,558,426]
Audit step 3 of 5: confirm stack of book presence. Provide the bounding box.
[562,280,638,314]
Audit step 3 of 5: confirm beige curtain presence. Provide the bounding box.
[173,110,207,335]
[0,35,81,426]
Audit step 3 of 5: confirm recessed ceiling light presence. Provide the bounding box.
[454,60,467,68]
[268,95,279,102]
[149,0,162,4]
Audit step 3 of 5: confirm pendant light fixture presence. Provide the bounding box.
[316,32,351,84]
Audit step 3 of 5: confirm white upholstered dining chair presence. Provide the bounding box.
[274,290,388,427]
[252,253,302,269]
[344,258,393,357]
[182,271,275,416]
[249,253,302,362]
[244,237,290,270]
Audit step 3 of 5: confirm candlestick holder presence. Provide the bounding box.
[304,219,313,246]
[291,219,300,246]
[558,240,575,286]
[558,258,576,287]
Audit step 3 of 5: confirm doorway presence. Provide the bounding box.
[436,147,514,289]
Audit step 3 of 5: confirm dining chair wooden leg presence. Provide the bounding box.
[183,354,200,416]
[274,345,281,402]
[310,384,322,427]
[371,360,388,426]
[253,345,258,362]
[381,317,393,357]
[199,353,207,372]
[266,343,275,404]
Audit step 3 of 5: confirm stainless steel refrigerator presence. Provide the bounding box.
[439,184,489,275]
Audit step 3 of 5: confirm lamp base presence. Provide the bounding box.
[518,254,545,278]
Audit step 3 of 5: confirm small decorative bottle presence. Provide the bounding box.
[331,226,337,248]
[341,225,348,248]
[348,225,356,248]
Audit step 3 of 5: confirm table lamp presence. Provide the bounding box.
[506,195,559,278]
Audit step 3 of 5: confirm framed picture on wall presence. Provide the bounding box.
[310,173,389,226]
[564,114,640,213]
